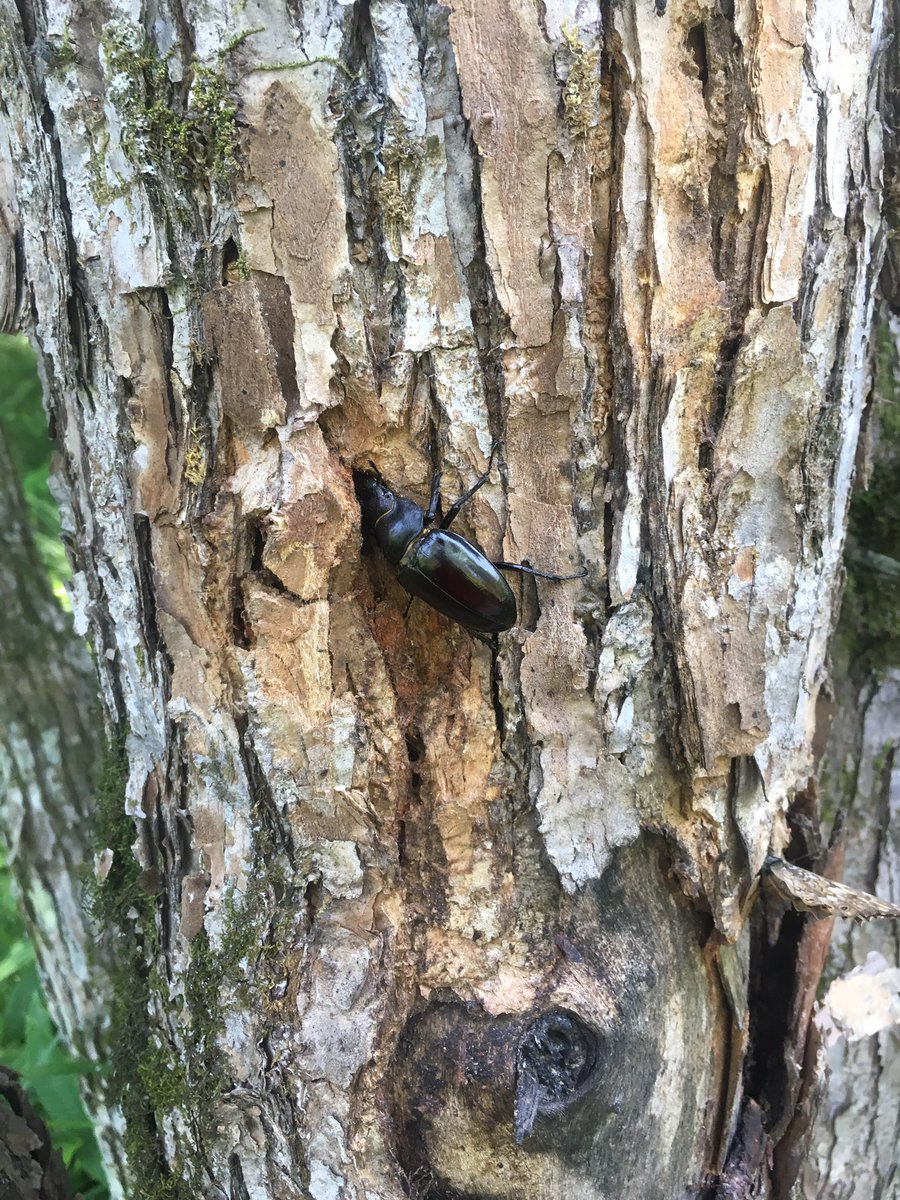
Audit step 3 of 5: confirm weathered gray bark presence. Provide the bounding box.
[0,0,894,1197]
[797,671,900,1200]
[0,423,126,1194]
[794,311,900,1200]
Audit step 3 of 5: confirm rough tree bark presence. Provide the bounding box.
[801,669,900,1200]
[0,1064,77,1200]
[0,0,894,1197]
[796,310,900,1200]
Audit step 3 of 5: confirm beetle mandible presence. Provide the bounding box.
[353,446,584,634]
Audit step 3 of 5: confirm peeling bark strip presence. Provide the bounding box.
[0,0,890,1196]
[763,856,900,921]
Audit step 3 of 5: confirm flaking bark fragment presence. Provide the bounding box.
[764,857,900,921]
[201,274,298,432]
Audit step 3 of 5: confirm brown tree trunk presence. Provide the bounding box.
[0,422,127,1195]
[796,310,900,1200]
[800,670,900,1200]
[0,1065,77,1200]
[0,0,893,1196]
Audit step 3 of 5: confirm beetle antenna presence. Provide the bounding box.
[495,561,588,583]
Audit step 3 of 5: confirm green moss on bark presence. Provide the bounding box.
[84,731,148,927]
[86,733,190,1200]
[99,21,257,193]
[88,728,299,1195]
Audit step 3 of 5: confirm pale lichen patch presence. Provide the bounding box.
[560,23,600,139]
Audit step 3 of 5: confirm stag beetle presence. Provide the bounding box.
[353,446,584,634]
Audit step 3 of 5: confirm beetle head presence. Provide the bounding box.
[353,468,396,526]
[353,466,424,565]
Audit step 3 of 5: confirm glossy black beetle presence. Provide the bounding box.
[354,447,584,634]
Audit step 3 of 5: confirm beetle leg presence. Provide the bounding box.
[439,441,501,530]
[470,630,500,649]
[494,561,587,582]
[424,470,443,526]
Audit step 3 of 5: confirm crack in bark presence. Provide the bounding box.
[434,6,510,443]
[331,0,408,391]
[132,512,163,679]
[646,363,703,776]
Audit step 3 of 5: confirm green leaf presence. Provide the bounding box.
[0,937,34,985]
[2,965,40,1045]
[0,332,71,595]
[0,850,110,1197]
